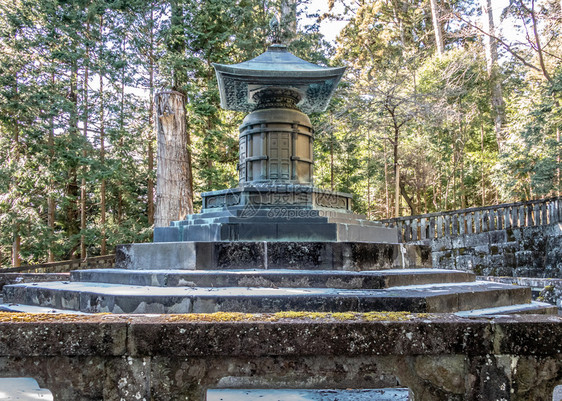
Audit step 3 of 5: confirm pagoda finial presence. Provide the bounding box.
[269,15,281,44]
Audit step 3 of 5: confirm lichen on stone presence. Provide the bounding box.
[0,311,433,324]
[165,311,432,323]
[0,312,111,322]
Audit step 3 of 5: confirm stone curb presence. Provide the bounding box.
[0,313,560,357]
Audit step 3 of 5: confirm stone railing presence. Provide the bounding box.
[379,197,562,242]
[0,254,115,273]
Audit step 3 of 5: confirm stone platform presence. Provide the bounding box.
[2,263,555,315]
[1,238,555,315]
[1,313,562,400]
[1,275,542,314]
[155,206,399,243]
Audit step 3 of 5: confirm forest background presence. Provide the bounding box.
[0,0,561,267]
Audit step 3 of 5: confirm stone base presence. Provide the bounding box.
[155,185,396,243]
[116,241,431,271]
[201,185,353,212]
[155,208,398,243]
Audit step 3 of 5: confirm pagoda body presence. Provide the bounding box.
[154,44,397,243]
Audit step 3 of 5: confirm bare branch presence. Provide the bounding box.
[449,10,542,73]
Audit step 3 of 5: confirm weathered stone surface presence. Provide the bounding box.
[115,241,430,271]
[0,319,127,356]
[104,356,151,400]
[493,315,562,355]
[0,314,561,400]
[0,356,110,400]
[126,316,492,358]
[3,280,533,314]
[116,242,197,270]
[414,355,466,394]
[71,268,474,289]
[424,223,562,283]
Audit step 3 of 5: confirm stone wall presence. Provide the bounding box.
[1,312,562,400]
[422,223,562,278]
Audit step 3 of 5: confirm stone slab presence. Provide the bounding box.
[455,301,558,317]
[116,242,197,270]
[158,221,398,242]
[71,268,475,289]
[206,388,409,401]
[0,316,127,356]
[0,303,88,314]
[2,280,534,314]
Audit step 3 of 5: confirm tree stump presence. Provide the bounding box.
[154,90,193,228]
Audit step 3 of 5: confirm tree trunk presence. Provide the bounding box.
[147,4,155,227]
[66,168,79,259]
[366,131,371,219]
[12,229,21,267]
[48,73,55,262]
[155,91,193,227]
[393,124,400,217]
[67,60,79,259]
[384,141,389,218]
[12,71,21,267]
[395,164,400,217]
[481,123,486,206]
[330,134,334,191]
[430,0,444,55]
[556,126,562,196]
[80,22,89,260]
[170,0,187,92]
[280,0,297,43]
[99,16,107,255]
[481,0,506,150]
[117,37,126,225]
[452,140,456,209]
[516,0,551,82]
[400,181,417,215]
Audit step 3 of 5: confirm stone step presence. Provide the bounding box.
[455,301,558,317]
[177,214,386,228]
[0,303,89,314]
[206,388,409,401]
[0,377,54,400]
[2,301,555,318]
[3,281,532,314]
[71,268,475,289]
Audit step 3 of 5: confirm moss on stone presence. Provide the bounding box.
[165,311,431,323]
[0,312,112,322]
[0,311,434,324]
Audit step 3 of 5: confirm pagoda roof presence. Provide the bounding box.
[213,44,345,113]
